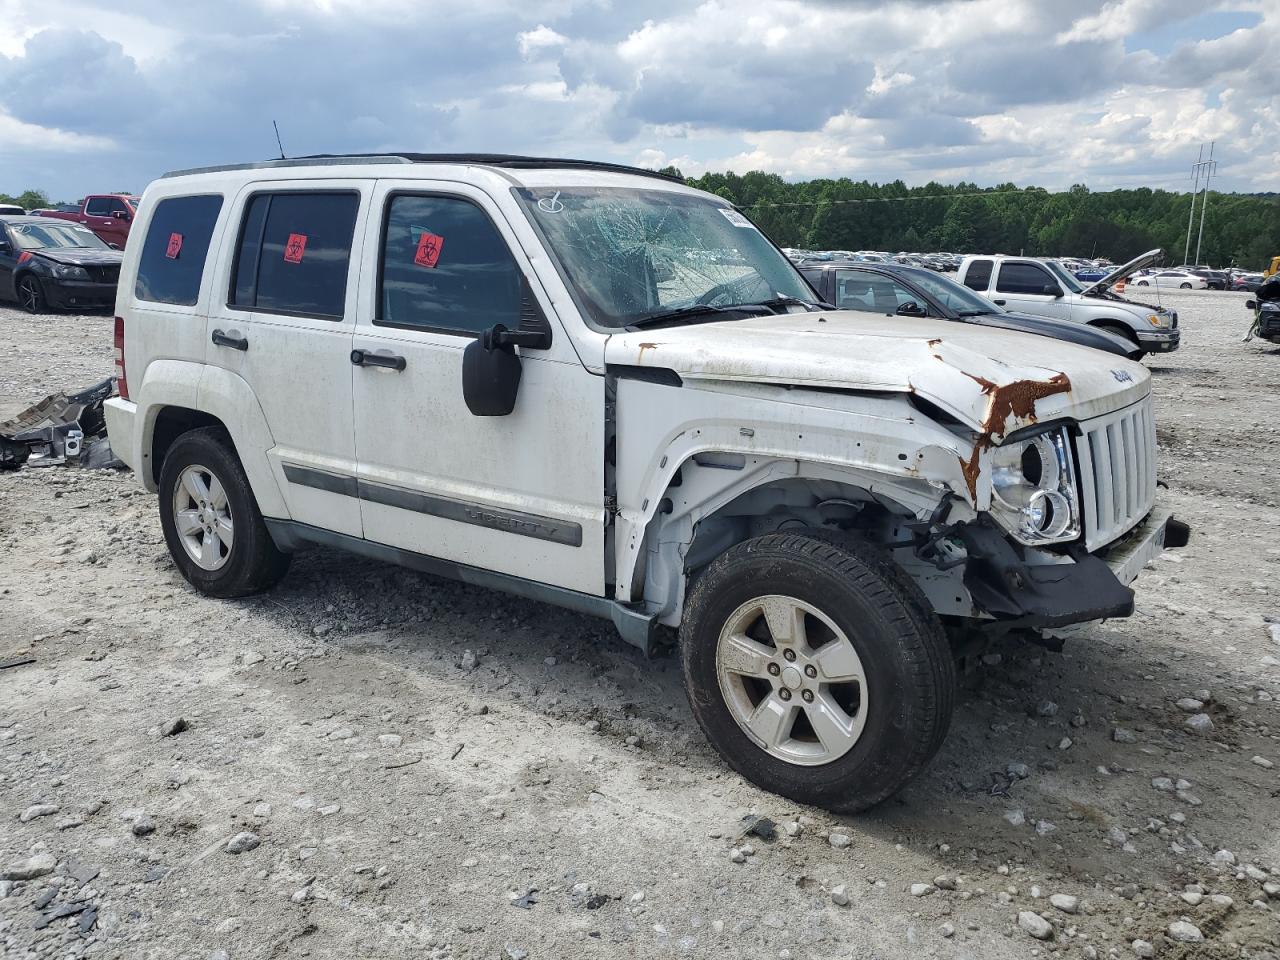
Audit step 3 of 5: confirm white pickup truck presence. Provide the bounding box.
[956,251,1180,356]
[104,154,1187,812]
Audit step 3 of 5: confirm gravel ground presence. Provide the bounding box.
[1,291,1278,960]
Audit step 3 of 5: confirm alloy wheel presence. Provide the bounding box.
[171,463,234,571]
[715,594,869,766]
[17,276,43,313]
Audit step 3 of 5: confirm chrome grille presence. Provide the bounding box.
[1075,396,1158,551]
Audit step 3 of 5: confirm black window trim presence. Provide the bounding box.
[225,187,362,323]
[133,192,226,308]
[373,188,541,340]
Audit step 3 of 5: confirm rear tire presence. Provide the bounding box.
[158,426,290,598]
[680,531,954,813]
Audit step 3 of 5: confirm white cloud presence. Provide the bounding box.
[0,0,1276,197]
[518,24,569,58]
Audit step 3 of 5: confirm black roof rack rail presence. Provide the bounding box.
[299,153,685,183]
[163,153,686,184]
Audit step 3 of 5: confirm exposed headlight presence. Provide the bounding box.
[51,264,90,280]
[1146,313,1166,327]
[988,428,1080,545]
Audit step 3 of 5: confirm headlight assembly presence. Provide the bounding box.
[1146,313,1166,327]
[988,428,1080,545]
[51,264,90,280]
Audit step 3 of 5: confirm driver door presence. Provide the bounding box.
[834,269,929,317]
[350,180,606,594]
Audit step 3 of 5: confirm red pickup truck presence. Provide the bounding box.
[38,194,142,249]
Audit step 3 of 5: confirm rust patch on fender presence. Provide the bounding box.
[963,371,1071,435]
[954,372,1071,500]
[637,342,659,362]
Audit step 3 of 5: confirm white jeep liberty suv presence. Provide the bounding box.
[105,154,1187,812]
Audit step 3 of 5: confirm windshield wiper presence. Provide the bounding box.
[955,309,992,317]
[627,303,771,330]
[748,295,833,311]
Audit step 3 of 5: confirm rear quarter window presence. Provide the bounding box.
[134,195,225,306]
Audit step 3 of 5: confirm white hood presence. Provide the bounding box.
[606,311,1149,441]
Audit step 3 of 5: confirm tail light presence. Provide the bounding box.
[113,316,129,400]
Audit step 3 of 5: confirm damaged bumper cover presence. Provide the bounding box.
[955,505,1189,628]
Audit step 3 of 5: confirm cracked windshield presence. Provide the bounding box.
[515,186,817,329]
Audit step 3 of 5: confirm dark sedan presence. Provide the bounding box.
[799,261,1141,359]
[0,216,123,313]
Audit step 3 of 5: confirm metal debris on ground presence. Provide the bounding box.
[510,888,538,909]
[737,814,778,843]
[0,378,125,471]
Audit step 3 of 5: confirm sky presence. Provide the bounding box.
[0,0,1277,201]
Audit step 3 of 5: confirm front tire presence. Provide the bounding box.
[1180,282,1192,289]
[681,532,954,813]
[17,275,46,313]
[158,426,290,598]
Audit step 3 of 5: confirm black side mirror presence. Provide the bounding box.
[111,211,131,221]
[1245,299,1257,310]
[895,301,927,317]
[462,325,545,417]
[1042,283,1064,298]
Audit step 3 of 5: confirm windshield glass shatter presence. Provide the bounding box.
[515,187,814,329]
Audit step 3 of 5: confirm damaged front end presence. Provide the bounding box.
[0,378,125,471]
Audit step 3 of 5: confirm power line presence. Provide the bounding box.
[737,177,1220,210]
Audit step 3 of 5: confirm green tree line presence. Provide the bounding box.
[667,169,1279,270]
[0,188,51,210]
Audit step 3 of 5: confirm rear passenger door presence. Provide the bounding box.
[993,261,1068,319]
[204,182,369,537]
[349,180,606,594]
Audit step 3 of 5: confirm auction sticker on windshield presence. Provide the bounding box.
[718,208,756,228]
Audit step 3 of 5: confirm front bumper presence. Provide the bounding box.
[955,506,1189,629]
[44,279,118,310]
[1136,327,1180,352]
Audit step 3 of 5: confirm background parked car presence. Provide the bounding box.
[1132,270,1207,290]
[0,216,123,313]
[37,194,142,248]
[0,203,26,216]
[1232,272,1264,292]
[799,260,1141,358]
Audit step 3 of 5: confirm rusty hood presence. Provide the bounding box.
[606,311,1150,440]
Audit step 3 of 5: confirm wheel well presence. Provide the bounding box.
[151,407,226,485]
[1089,319,1140,345]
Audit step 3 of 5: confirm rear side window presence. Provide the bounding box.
[134,195,224,306]
[376,194,521,335]
[963,259,992,291]
[231,192,359,319]
[996,262,1053,294]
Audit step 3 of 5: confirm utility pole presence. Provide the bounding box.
[1184,143,1203,266]
[1194,141,1216,267]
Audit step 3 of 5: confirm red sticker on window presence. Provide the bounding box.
[284,233,308,264]
[414,231,444,268]
[166,233,183,259]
